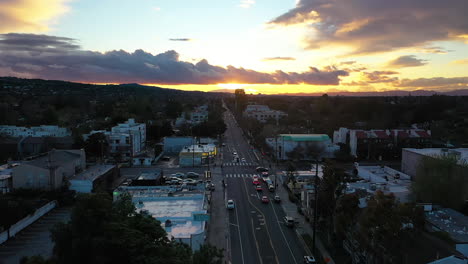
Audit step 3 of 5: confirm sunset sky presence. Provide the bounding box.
[0,0,467,94]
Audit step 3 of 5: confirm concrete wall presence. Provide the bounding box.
[12,164,50,189]
[0,201,57,244]
[401,149,423,179]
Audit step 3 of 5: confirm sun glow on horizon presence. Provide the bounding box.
[217,83,249,90]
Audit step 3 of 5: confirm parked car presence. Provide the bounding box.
[274,195,281,203]
[261,196,269,203]
[226,199,235,209]
[284,216,295,227]
[186,172,200,178]
[255,185,262,191]
[303,256,316,263]
[161,156,171,161]
[172,172,186,178]
[183,179,197,185]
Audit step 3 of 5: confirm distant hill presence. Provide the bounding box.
[207,88,468,96]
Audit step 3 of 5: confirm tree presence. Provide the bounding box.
[50,193,193,264]
[412,155,468,211]
[193,244,224,264]
[84,133,108,159]
[234,89,247,113]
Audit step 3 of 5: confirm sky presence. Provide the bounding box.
[0,0,467,94]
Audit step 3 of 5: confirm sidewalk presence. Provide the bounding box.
[206,151,229,263]
[274,173,335,264]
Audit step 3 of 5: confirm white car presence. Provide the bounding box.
[226,199,235,209]
[304,256,316,263]
[241,158,246,162]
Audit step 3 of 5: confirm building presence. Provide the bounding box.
[163,137,195,154]
[175,105,209,127]
[114,187,208,251]
[179,144,216,167]
[0,125,71,138]
[426,208,468,245]
[12,149,86,190]
[83,119,146,160]
[69,164,117,193]
[243,104,287,123]
[402,148,468,179]
[266,134,339,161]
[333,127,432,159]
[129,170,163,186]
[0,163,15,194]
[111,118,146,149]
[345,165,412,202]
[132,153,154,166]
[427,256,467,264]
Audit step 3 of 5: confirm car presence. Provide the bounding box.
[284,216,295,227]
[206,183,215,191]
[252,175,259,181]
[172,172,186,178]
[268,184,275,192]
[233,151,237,156]
[261,196,269,203]
[183,179,197,185]
[255,185,262,191]
[253,179,260,185]
[256,167,269,173]
[274,195,281,203]
[161,156,171,161]
[303,256,316,263]
[221,143,226,146]
[241,158,246,162]
[226,199,235,209]
[186,172,200,178]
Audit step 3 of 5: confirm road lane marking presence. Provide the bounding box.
[241,178,280,264]
[270,201,299,264]
[251,218,264,264]
[234,205,246,264]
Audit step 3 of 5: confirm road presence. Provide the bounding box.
[222,109,307,264]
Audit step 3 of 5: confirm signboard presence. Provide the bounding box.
[193,213,210,221]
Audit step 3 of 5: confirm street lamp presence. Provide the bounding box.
[312,158,319,256]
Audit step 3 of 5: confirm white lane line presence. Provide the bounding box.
[234,204,246,264]
[270,202,298,264]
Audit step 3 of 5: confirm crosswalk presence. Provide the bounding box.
[223,162,257,167]
[225,173,257,178]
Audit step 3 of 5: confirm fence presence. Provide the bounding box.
[0,200,57,244]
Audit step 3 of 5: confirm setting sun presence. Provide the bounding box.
[217,83,248,90]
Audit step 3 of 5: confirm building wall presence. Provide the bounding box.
[179,152,203,167]
[401,149,424,179]
[12,164,50,189]
[163,137,194,154]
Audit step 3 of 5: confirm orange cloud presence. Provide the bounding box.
[0,0,70,33]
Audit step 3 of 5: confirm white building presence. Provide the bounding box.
[83,119,146,159]
[175,105,209,127]
[0,125,70,138]
[243,105,287,123]
[69,164,116,193]
[345,165,412,202]
[266,134,339,160]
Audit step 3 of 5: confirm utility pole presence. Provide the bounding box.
[312,158,319,256]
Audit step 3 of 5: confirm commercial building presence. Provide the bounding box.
[333,127,432,159]
[0,163,15,194]
[266,134,339,161]
[345,165,412,203]
[179,144,216,167]
[69,164,117,193]
[402,148,468,179]
[426,208,468,245]
[12,149,86,190]
[175,105,209,127]
[0,125,71,138]
[114,187,208,251]
[243,104,287,123]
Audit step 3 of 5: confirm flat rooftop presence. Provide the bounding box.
[71,165,115,181]
[426,208,468,243]
[404,148,468,163]
[134,192,206,239]
[347,166,412,202]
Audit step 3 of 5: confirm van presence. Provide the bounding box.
[284,216,294,227]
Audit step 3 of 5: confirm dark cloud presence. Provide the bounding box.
[361,71,399,83]
[397,77,468,89]
[262,57,296,61]
[269,0,468,54]
[0,33,349,85]
[386,55,428,68]
[169,38,192,41]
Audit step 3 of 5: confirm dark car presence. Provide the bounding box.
[256,167,269,173]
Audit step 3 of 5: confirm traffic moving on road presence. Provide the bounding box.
[222,108,308,264]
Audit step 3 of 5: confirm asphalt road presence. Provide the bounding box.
[222,109,306,264]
